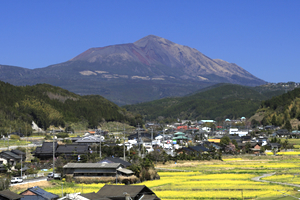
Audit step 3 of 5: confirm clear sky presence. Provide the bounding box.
[0,0,299,83]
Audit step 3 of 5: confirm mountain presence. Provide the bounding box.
[0,35,265,105]
[124,84,283,122]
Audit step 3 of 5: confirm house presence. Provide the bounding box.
[59,185,160,200]
[56,144,89,159]
[33,142,58,160]
[201,127,211,132]
[128,132,151,141]
[96,185,160,200]
[75,136,102,145]
[269,143,281,151]
[98,157,132,168]
[63,163,133,177]
[11,150,26,161]
[241,136,251,143]
[34,142,89,160]
[0,151,22,169]
[229,128,248,137]
[250,143,261,154]
[274,129,290,137]
[202,141,221,150]
[19,186,59,200]
[189,145,209,153]
[176,145,209,155]
[0,190,23,200]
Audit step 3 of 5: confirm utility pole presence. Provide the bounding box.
[99,129,102,159]
[21,154,22,179]
[151,128,153,150]
[163,128,165,149]
[123,125,126,161]
[151,128,153,141]
[26,124,27,162]
[137,123,141,157]
[7,132,8,150]
[53,129,55,175]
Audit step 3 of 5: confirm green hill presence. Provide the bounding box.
[124,84,283,122]
[0,81,141,135]
[257,87,300,129]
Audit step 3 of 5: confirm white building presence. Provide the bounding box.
[229,128,248,136]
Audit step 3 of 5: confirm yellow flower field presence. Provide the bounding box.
[136,171,296,199]
[266,151,300,155]
[263,174,300,185]
[29,155,300,199]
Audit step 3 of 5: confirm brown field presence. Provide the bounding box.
[10,181,54,193]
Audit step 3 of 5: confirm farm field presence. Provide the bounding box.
[146,156,300,199]
[10,155,300,199]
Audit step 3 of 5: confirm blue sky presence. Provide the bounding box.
[0,0,299,83]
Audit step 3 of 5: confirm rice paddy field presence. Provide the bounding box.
[10,155,300,199]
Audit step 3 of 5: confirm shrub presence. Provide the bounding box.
[10,135,20,140]
[57,132,69,138]
[0,177,10,190]
[65,175,73,182]
[72,175,138,184]
[44,135,52,140]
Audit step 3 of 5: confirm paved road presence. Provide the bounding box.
[0,143,41,151]
[10,177,47,186]
[252,172,300,188]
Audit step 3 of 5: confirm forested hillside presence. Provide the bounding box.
[124,84,284,123]
[0,81,142,135]
[258,87,300,130]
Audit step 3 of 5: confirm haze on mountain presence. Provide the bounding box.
[0,35,265,105]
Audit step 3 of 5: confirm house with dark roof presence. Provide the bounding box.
[59,185,160,200]
[63,163,134,177]
[98,157,132,168]
[176,145,209,155]
[19,186,59,200]
[56,144,89,159]
[0,190,23,200]
[11,150,26,161]
[96,185,160,200]
[0,151,22,169]
[33,142,89,160]
[274,129,290,137]
[33,142,58,160]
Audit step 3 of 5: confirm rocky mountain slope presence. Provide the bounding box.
[0,35,265,105]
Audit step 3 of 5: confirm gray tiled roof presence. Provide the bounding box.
[56,144,88,154]
[97,185,158,199]
[117,168,134,175]
[63,163,121,169]
[0,151,21,160]
[0,190,23,199]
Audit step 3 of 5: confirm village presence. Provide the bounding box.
[0,116,297,200]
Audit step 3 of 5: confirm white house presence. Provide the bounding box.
[229,128,248,136]
[201,127,211,132]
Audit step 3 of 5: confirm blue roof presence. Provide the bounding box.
[22,186,58,200]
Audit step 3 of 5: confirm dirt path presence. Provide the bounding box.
[252,172,300,188]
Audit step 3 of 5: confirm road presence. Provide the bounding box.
[10,177,47,186]
[0,143,41,151]
[252,172,300,188]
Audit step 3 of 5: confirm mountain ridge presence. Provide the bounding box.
[0,35,266,105]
